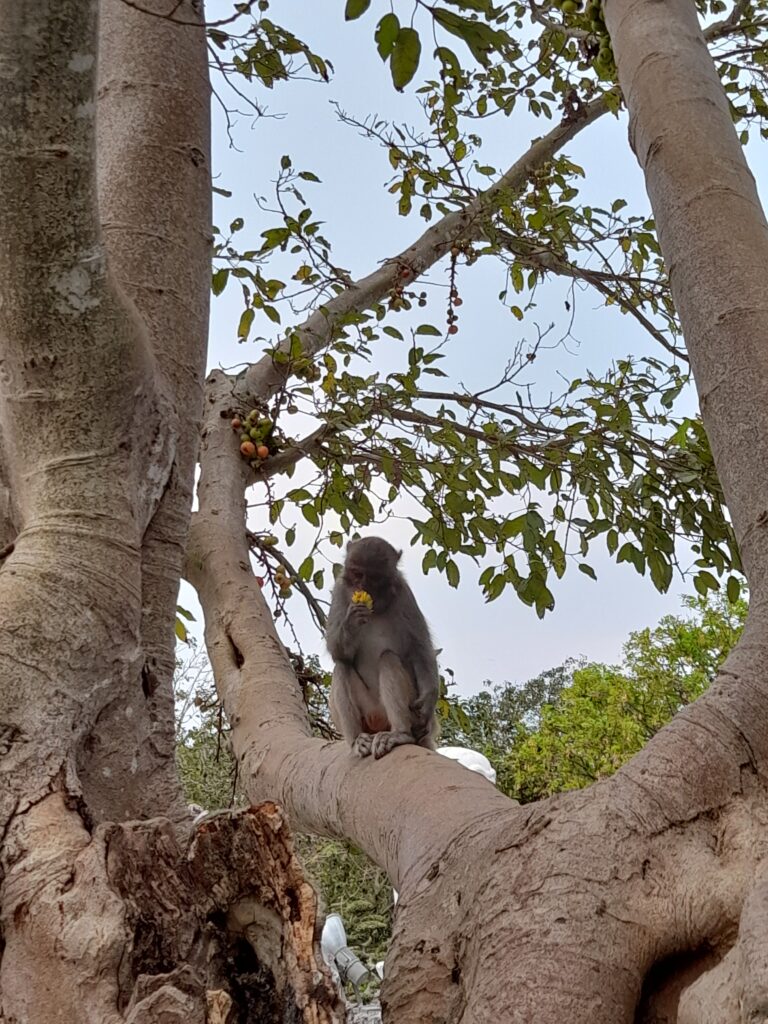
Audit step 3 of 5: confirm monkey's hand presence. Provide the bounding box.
[345,601,372,628]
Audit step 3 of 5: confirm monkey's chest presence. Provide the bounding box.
[354,620,410,691]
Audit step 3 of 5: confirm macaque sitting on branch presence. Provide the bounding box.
[325,537,439,759]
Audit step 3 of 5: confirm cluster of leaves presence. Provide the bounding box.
[344,0,519,93]
[266,344,739,617]
[209,1,764,622]
[213,155,341,344]
[443,592,747,801]
[209,5,331,92]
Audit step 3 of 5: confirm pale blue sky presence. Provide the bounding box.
[180,5,767,693]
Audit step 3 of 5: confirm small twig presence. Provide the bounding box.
[119,0,255,28]
[248,531,327,629]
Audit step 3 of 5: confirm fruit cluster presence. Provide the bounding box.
[582,1,615,75]
[274,562,292,598]
[351,589,373,610]
[551,0,615,76]
[388,261,427,313]
[231,409,276,465]
[447,239,474,336]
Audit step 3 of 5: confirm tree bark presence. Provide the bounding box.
[0,4,336,1021]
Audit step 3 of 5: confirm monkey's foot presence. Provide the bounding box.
[371,730,413,759]
[352,734,374,757]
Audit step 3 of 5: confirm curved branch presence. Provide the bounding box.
[259,425,333,479]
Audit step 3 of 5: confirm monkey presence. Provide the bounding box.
[325,536,439,759]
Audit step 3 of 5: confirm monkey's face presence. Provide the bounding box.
[343,538,401,605]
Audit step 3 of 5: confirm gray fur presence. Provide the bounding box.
[325,537,439,758]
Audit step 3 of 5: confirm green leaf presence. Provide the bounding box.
[726,575,741,604]
[432,8,497,65]
[345,0,370,19]
[416,324,441,336]
[212,268,229,296]
[238,307,255,341]
[302,504,320,527]
[375,13,400,59]
[175,618,189,643]
[648,551,673,593]
[176,605,195,622]
[446,560,460,588]
[578,563,597,580]
[390,27,421,90]
[694,570,719,596]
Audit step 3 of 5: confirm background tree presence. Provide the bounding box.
[1,0,768,1022]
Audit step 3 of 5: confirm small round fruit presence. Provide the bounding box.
[240,441,256,457]
[259,417,272,430]
[231,417,242,430]
[256,444,270,460]
[240,433,251,444]
[249,427,261,440]
[561,0,578,12]
[263,536,278,547]
[454,297,463,306]
[448,324,459,335]
[597,46,612,63]
[256,576,265,587]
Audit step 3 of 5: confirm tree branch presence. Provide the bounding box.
[240,93,612,403]
[248,530,328,630]
[496,231,689,362]
[259,425,333,479]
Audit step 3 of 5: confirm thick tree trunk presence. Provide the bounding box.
[0,3,336,1021]
[604,0,768,1017]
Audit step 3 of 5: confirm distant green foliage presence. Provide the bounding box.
[174,646,238,810]
[445,593,747,801]
[297,836,394,963]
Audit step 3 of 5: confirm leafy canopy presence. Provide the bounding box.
[205,0,766,623]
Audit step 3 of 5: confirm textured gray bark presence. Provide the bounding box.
[0,3,336,1021]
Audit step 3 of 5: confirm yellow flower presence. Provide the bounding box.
[351,590,373,609]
